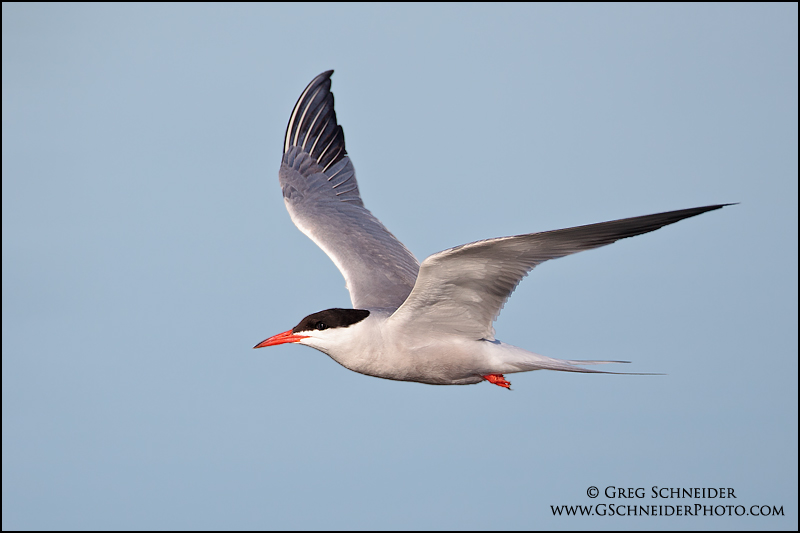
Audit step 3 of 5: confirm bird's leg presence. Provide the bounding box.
[483,374,511,390]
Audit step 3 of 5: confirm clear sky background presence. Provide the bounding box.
[3,3,797,530]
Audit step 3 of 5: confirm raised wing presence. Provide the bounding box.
[388,205,731,340]
[279,71,419,309]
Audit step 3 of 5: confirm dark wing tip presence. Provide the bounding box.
[283,70,347,171]
[548,203,735,247]
[599,203,732,244]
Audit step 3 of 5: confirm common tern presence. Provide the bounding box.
[255,70,730,389]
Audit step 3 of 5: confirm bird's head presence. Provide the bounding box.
[253,308,371,353]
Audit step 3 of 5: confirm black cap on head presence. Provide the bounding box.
[292,308,370,333]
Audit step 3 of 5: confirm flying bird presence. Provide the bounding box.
[254,70,730,389]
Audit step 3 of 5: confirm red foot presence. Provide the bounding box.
[483,374,511,389]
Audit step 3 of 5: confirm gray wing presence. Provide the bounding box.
[279,71,419,309]
[388,205,731,340]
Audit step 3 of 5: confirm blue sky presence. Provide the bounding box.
[3,3,797,530]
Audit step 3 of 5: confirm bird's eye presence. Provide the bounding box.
[315,322,328,330]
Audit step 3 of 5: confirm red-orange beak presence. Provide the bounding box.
[253,330,310,349]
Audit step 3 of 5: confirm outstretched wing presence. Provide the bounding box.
[388,205,731,340]
[279,71,419,309]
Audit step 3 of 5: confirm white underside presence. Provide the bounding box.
[296,309,615,385]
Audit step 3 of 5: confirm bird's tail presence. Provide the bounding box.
[500,344,662,375]
[543,359,663,375]
[564,359,629,365]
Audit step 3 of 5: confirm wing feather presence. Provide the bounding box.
[279,71,419,309]
[388,205,732,339]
